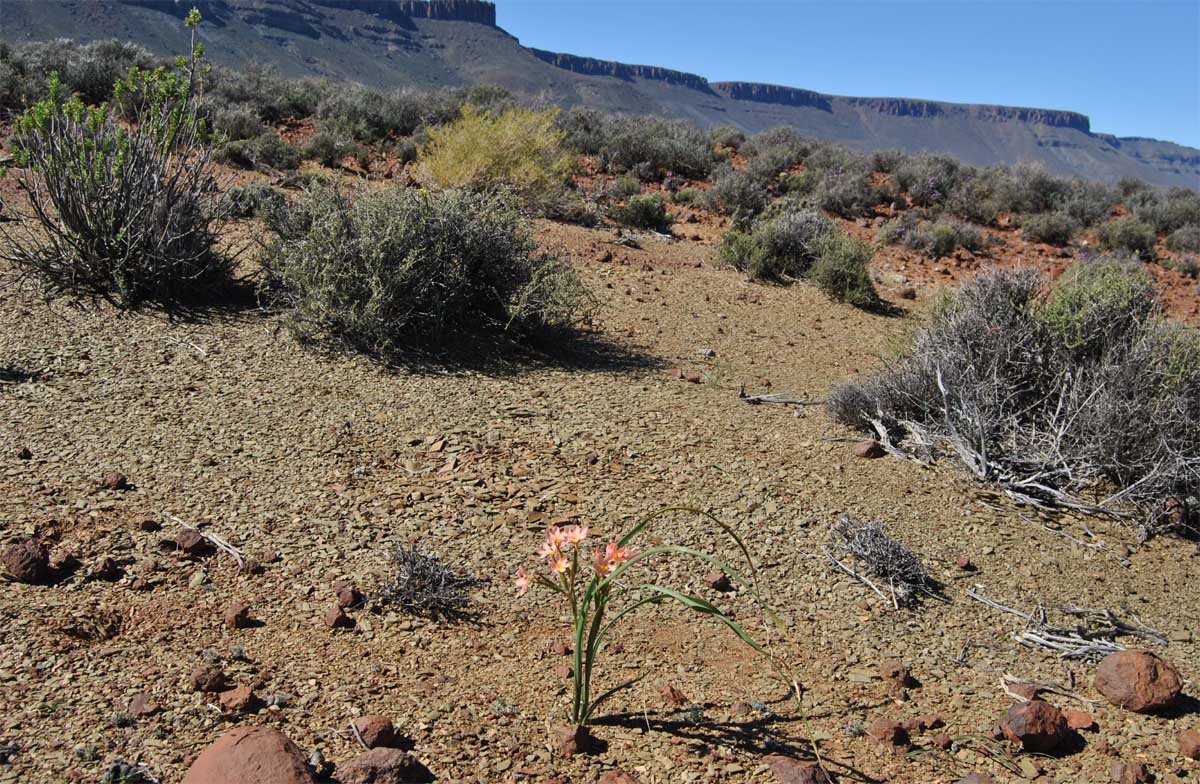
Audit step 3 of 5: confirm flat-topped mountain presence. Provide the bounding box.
[4,0,1197,187]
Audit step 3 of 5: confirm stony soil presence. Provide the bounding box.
[0,160,1198,784]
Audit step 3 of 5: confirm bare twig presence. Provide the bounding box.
[162,513,245,569]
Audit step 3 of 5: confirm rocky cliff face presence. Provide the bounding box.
[121,0,496,28]
[530,49,713,93]
[843,97,1090,132]
[711,82,832,111]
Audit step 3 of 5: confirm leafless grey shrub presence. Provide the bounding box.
[376,544,478,619]
[827,514,933,607]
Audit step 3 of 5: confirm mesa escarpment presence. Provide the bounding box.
[529,49,715,93]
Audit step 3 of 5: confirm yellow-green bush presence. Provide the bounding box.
[420,105,572,211]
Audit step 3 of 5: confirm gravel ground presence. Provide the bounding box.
[0,187,1197,784]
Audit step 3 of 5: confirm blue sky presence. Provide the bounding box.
[495,1,1200,147]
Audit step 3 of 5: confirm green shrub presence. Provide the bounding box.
[213,105,265,141]
[1133,187,1200,234]
[813,168,882,218]
[575,113,714,180]
[222,182,285,219]
[304,127,352,168]
[1097,216,1157,259]
[263,187,592,353]
[221,131,302,170]
[895,153,961,207]
[809,233,878,307]
[709,126,746,150]
[1021,211,1078,245]
[1160,254,1199,279]
[993,161,1072,215]
[1165,225,1200,253]
[606,175,642,201]
[1062,180,1118,227]
[672,187,699,205]
[704,166,770,222]
[1040,258,1158,359]
[870,149,905,174]
[420,105,572,211]
[780,170,818,196]
[608,193,672,231]
[718,207,834,281]
[2,52,229,307]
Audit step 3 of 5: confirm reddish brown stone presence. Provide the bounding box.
[903,713,944,733]
[334,748,432,783]
[550,641,572,656]
[1,539,49,584]
[552,725,591,758]
[879,660,914,687]
[955,556,976,571]
[897,286,917,300]
[598,770,639,784]
[764,754,831,783]
[704,570,733,592]
[554,664,573,680]
[1008,683,1041,700]
[334,582,362,609]
[128,692,158,718]
[1179,728,1200,760]
[956,775,996,784]
[1110,761,1151,784]
[1001,699,1070,753]
[182,726,313,784]
[1095,650,1182,713]
[176,529,214,556]
[1064,710,1096,731]
[324,605,354,629]
[218,684,260,714]
[352,715,399,749]
[868,718,911,751]
[224,601,251,629]
[930,732,953,750]
[90,556,121,581]
[101,472,130,491]
[660,684,688,706]
[189,665,228,693]
[853,439,886,459]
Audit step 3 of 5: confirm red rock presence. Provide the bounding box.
[334,582,362,609]
[554,664,573,680]
[1009,683,1041,701]
[731,701,753,715]
[683,374,701,384]
[704,570,733,592]
[352,715,399,749]
[257,550,281,564]
[903,713,944,733]
[224,601,251,629]
[660,684,688,706]
[182,726,313,784]
[324,605,354,629]
[1180,728,1200,760]
[868,718,911,751]
[189,666,228,693]
[956,775,995,784]
[90,556,121,581]
[598,770,639,784]
[1,539,49,583]
[1064,710,1096,731]
[334,748,432,783]
[853,439,886,459]
[1110,761,1151,784]
[930,732,953,750]
[218,684,259,714]
[101,472,130,491]
[128,693,158,718]
[955,556,976,571]
[550,641,571,656]
[1095,650,1182,713]
[879,660,914,687]
[552,725,591,758]
[1001,700,1070,753]
[764,754,831,783]
[176,529,214,556]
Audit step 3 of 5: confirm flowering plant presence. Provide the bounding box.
[516,506,771,726]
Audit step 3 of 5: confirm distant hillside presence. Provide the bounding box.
[4,0,1197,187]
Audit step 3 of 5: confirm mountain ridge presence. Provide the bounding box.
[3,0,1196,187]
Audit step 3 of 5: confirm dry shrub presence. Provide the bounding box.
[828,261,1199,536]
[263,186,592,355]
[827,514,933,607]
[376,545,477,619]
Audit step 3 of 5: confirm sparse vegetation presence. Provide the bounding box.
[377,544,478,619]
[607,193,672,232]
[1097,215,1157,259]
[1165,225,1200,253]
[1020,211,1078,246]
[826,514,933,607]
[719,206,834,281]
[809,232,879,307]
[263,186,591,354]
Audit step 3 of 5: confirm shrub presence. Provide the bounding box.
[884,216,984,257]
[809,232,878,307]
[704,165,770,222]
[870,149,906,174]
[213,105,265,141]
[827,263,1199,532]
[672,187,700,205]
[1021,211,1078,245]
[304,127,352,168]
[895,153,961,207]
[1097,216,1157,259]
[1062,180,1118,227]
[827,514,933,607]
[1166,225,1200,253]
[605,175,641,201]
[586,114,714,180]
[1161,254,1199,279]
[376,544,478,619]
[719,207,834,281]
[1134,187,1200,234]
[221,182,285,219]
[608,193,672,232]
[220,131,302,170]
[2,61,229,307]
[993,161,1072,215]
[710,126,746,150]
[420,105,572,212]
[263,186,591,353]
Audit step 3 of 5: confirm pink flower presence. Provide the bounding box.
[536,539,559,560]
[565,525,589,544]
[550,555,570,574]
[546,526,568,547]
[595,542,639,576]
[514,567,530,596]
[593,549,613,576]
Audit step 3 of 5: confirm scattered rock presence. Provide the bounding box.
[182,725,313,784]
[1001,699,1071,753]
[1110,761,1151,784]
[554,664,573,680]
[660,684,688,706]
[1064,710,1096,731]
[550,641,572,657]
[128,693,158,718]
[551,725,591,758]
[353,715,400,749]
[879,661,914,688]
[930,732,953,750]
[1095,650,1182,713]
[90,556,121,581]
[902,713,943,733]
[955,556,976,572]
[731,701,753,716]
[1,539,49,583]
[101,471,130,491]
[324,605,354,629]
[704,570,733,592]
[764,754,831,783]
[1179,728,1200,760]
[189,665,228,693]
[218,684,260,714]
[599,769,639,784]
[16,446,32,460]
[956,774,995,784]
[1008,682,1041,701]
[333,748,433,783]
[176,529,214,557]
[867,718,911,751]
[224,601,251,630]
[683,374,701,384]
[334,582,362,609]
[853,439,886,459]
[696,348,717,358]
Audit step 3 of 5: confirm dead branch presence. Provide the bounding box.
[162,513,245,569]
